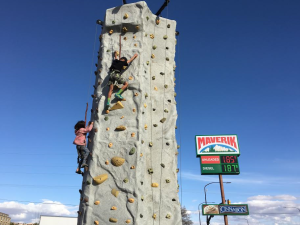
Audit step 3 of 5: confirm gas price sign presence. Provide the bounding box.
[200,155,240,175]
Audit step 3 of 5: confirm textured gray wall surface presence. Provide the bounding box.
[77,1,181,224]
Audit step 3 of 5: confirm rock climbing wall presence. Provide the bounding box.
[77,1,182,225]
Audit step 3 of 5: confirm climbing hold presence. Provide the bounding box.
[94,128,98,132]
[174,92,177,97]
[106,110,109,114]
[131,132,135,137]
[94,71,97,75]
[111,206,117,210]
[112,20,115,24]
[149,142,153,147]
[111,157,125,167]
[145,33,148,37]
[109,30,113,35]
[91,94,96,98]
[163,35,168,40]
[107,49,111,52]
[109,101,124,111]
[175,126,177,129]
[133,108,136,112]
[106,127,110,131]
[136,25,140,30]
[175,151,179,155]
[146,16,149,20]
[153,108,156,111]
[122,27,128,33]
[148,168,153,174]
[79,189,82,194]
[111,189,119,198]
[150,34,154,39]
[77,211,82,215]
[166,214,171,219]
[109,218,118,223]
[154,87,158,91]
[164,109,169,113]
[161,163,165,168]
[123,178,129,183]
[124,13,129,19]
[140,153,143,157]
[144,103,147,108]
[153,124,157,127]
[115,125,126,131]
[141,181,143,185]
[84,197,89,202]
[130,165,135,169]
[99,34,103,40]
[94,221,99,225]
[164,84,168,88]
[160,72,165,75]
[152,76,155,80]
[129,76,133,80]
[153,45,157,50]
[104,116,109,121]
[177,145,180,149]
[176,168,179,173]
[166,179,171,183]
[120,115,124,119]
[134,43,137,47]
[105,160,109,165]
[134,92,138,96]
[167,24,171,28]
[141,196,144,201]
[94,201,100,205]
[86,180,91,185]
[95,63,98,67]
[156,19,160,25]
[133,35,136,39]
[153,214,157,219]
[141,140,144,144]
[166,47,169,50]
[124,37,127,41]
[166,57,170,61]
[151,183,159,187]
[108,143,113,148]
[91,109,94,113]
[126,220,131,224]
[129,148,136,155]
[146,61,149,65]
[166,142,169,146]
[93,174,108,185]
[140,214,143,218]
[151,54,155,59]
[172,198,176,201]
[160,118,166,123]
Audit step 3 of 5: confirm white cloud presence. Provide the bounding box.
[0,200,78,223]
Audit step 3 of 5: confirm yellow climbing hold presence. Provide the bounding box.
[151,183,159,187]
[130,165,135,169]
[94,201,100,205]
[126,219,131,224]
[94,221,99,225]
[128,198,135,203]
[105,160,109,165]
[111,188,119,197]
[111,206,117,210]
[136,25,140,30]
[124,37,127,41]
[128,76,133,80]
[124,13,129,19]
[144,103,147,108]
[150,34,154,39]
[108,143,113,148]
[115,125,126,131]
[133,35,136,39]
[153,214,157,219]
[106,127,110,131]
[144,124,148,130]
[140,153,143,157]
[133,108,136,112]
[93,174,108,185]
[110,101,124,111]
[151,54,155,59]
[131,133,135,137]
[120,115,124,119]
[109,30,113,34]
[154,87,158,91]
[111,157,125,167]
[106,110,109,114]
[122,27,128,32]
[109,218,118,223]
[134,44,137,47]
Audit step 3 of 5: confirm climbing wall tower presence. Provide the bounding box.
[77,1,182,224]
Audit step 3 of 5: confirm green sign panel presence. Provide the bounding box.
[202,204,249,216]
[200,155,240,175]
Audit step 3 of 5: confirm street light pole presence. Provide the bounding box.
[204,181,231,225]
[198,202,215,225]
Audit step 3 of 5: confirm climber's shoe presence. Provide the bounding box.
[115,93,124,100]
[76,169,83,174]
[81,163,88,168]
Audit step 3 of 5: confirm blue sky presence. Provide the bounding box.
[1,0,299,224]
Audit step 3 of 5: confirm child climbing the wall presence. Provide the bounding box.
[73,120,94,175]
[106,51,138,108]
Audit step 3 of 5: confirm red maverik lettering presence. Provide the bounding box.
[197,136,237,149]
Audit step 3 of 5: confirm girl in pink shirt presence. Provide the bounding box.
[73,120,93,175]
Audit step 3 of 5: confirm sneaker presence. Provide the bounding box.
[115,93,124,100]
[76,169,83,174]
[81,163,88,168]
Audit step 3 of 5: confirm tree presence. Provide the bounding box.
[181,206,193,225]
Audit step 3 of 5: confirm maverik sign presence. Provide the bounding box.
[202,204,249,216]
[195,135,240,156]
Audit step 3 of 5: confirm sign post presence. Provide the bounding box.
[219,174,228,225]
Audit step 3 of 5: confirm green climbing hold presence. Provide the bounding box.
[153,124,158,127]
[153,45,157,50]
[146,16,149,20]
[140,214,143,218]
[175,126,178,129]
[146,61,149,65]
[141,140,144,144]
[164,85,168,88]
[112,20,115,24]
[167,24,170,28]
[177,145,180,149]
[104,116,109,121]
[148,168,153,174]
[174,92,177,97]
[164,109,169,113]
[166,57,170,61]
[166,179,170,183]
[141,196,144,201]
[86,180,91,185]
[149,142,153,147]
[107,50,111,52]
[163,35,168,40]
[160,72,165,75]
[161,163,165,168]
[152,76,155,80]
[145,93,148,98]
[166,214,171,219]
[160,118,166,123]
[129,148,136,155]
[166,142,170,146]
[123,178,129,183]
[168,99,171,103]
